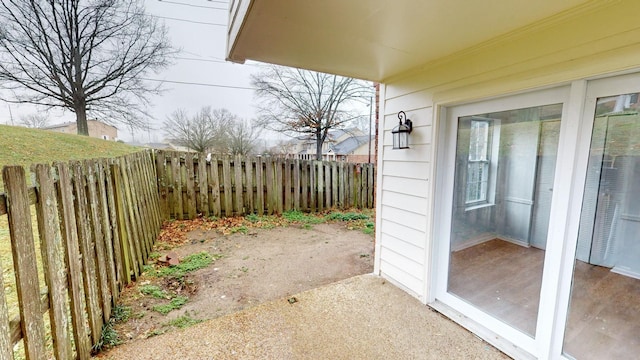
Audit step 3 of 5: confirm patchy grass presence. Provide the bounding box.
[155,251,220,280]
[283,210,325,225]
[92,304,131,353]
[112,305,132,323]
[157,209,375,249]
[166,314,203,329]
[139,285,169,299]
[93,321,120,353]
[153,296,189,315]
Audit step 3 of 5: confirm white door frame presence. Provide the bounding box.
[431,72,640,359]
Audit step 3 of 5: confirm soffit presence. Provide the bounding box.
[227,0,591,81]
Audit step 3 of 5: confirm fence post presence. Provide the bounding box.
[2,166,47,359]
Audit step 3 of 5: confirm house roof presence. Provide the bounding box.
[42,119,117,130]
[332,135,371,155]
[227,0,590,82]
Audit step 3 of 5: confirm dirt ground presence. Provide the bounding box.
[111,221,374,344]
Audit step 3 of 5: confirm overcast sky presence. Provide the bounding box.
[1,0,262,143]
[0,0,373,144]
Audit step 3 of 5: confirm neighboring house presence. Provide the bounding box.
[44,120,117,140]
[279,128,375,163]
[228,1,640,359]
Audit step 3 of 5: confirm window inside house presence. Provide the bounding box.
[466,119,493,205]
[448,103,563,336]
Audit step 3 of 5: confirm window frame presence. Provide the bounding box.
[464,117,500,208]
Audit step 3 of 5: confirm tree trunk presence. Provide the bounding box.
[74,101,89,136]
[315,132,323,161]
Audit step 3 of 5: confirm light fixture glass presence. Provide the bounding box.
[392,111,413,149]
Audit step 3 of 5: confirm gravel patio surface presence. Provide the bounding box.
[100,274,509,360]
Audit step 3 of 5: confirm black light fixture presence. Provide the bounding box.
[392,111,413,149]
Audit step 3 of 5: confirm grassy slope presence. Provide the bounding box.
[0,124,140,322]
[0,124,139,171]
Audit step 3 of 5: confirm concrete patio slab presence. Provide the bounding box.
[99,274,509,359]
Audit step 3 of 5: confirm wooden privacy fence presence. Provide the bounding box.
[0,151,161,359]
[155,151,376,219]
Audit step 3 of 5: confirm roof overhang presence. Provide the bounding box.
[227,0,591,82]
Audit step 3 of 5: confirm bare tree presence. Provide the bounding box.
[251,65,373,160]
[0,0,172,135]
[19,113,49,128]
[163,107,235,153]
[228,119,261,156]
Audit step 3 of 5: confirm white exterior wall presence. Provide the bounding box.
[374,0,640,303]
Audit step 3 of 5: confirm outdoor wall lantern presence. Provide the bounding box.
[392,111,413,149]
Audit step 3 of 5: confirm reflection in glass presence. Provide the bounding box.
[448,104,562,336]
[563,94,640,359]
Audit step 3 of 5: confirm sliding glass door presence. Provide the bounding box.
[563,85,640,359]
[435,75,640,359]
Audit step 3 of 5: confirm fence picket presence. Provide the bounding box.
[245,157,254,214]
[284,160,292,212]
[170,153,183,219]
[55,163,92,358]
[309,161,316,212]
[264,157,274,215]
[275,159,284,215]
[111,163,136,282]
[2,166,47,359]
[324,162,331,209]
[255,157,264,215]
[97,160,120,301]
[234,155,243,215]
[301,161,308,211]
[85,160,112,322]
[222,157,233,216]
[209,156,221,217]
[156,150,169,219]
[71,161,104,345]
[197,154,209,217]
[33,164,73,360]
[185,154,196,219]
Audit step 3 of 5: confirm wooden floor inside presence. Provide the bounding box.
[448,239,640,359]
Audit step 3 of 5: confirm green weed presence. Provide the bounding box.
[153,296,189,315]
[326,212,370,221]
[92,320,120,353]
[245,213,260,223]
[283,210,323,224]
[231,225,248,234]
[147,328,167,337]
[167,314,203,329]
[139,285,169,299]
[156,251,221,279]
[112,304,131,323]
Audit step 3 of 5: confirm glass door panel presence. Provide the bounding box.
[563,93,640,359]
[448,104,562,336]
